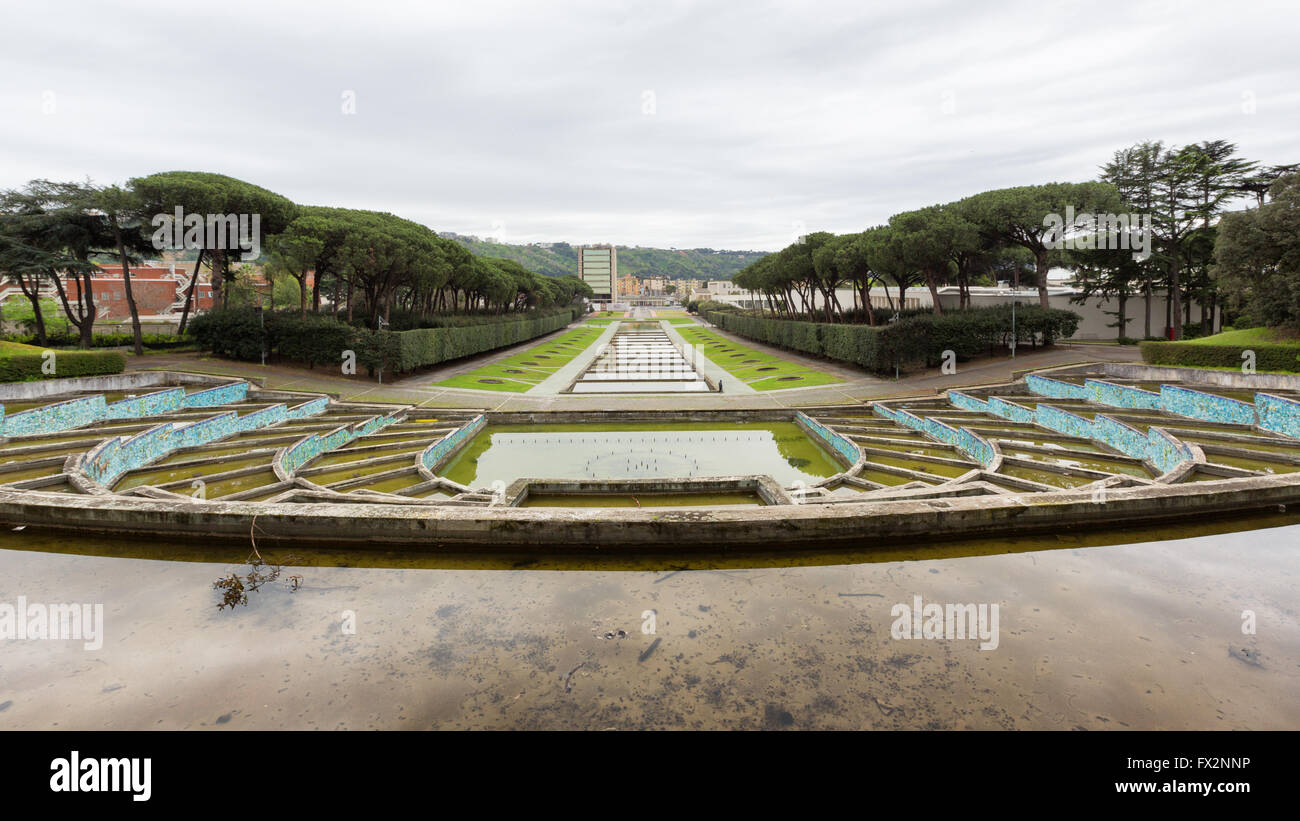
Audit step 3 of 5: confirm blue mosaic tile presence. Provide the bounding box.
[422,415,487,472]
[1256,393,1300,440]
[1086,379,1162,411]
[1026,374,1089,400]
[797,412,860,468]
[1160,385,1256,426]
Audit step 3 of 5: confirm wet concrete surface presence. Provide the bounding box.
[0,515,1296,730]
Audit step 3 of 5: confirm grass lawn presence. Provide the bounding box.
[1186,327,1300,346]
[434,324,605,393]
[0,341,48,357]
[583,317,697,326]
[674,326,843,391]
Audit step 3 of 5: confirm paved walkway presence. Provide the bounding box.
[127,324,1143,411]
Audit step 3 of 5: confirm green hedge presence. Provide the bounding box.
[187,308,267,361]
[1139,341,1300,372]
[268,314,357,368]
[360,306,581,374]
[0,350,126,381]
[2,332,190,349]
[703,305,1081,374]
[189,306,582,374]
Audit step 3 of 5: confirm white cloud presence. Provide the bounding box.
[1,0,1296,251]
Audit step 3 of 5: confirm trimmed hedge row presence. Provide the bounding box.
[0,350,126,382]
[374,307,578,331]
[703,305,1081,374]
[359,307,581,373]
[1140,341,1300,373]
[1,332,189,349]
[189,306,583,375]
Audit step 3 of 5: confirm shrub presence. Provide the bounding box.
[266,314,358,368]
[0,349,126,381]
[1,331,189,350]
[1139,341,1300,372]
[187,308,268,361]
[703,305,1081,374]
[187,306,582,374]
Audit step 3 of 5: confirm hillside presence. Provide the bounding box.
[442,233,767,280]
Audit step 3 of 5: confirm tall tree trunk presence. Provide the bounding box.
[1165,283,1173,339]
[18,273,46,346]
[77,270,96,347]
[177,247,205,335]
[113,224,144,356]
[211,250,225,310]
[49,273,85,347]
[925,271,943,316]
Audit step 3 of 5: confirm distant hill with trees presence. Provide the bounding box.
[442,233,767,280]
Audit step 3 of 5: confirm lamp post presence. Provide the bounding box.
[376,314,388,383]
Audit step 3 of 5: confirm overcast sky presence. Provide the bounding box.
[3,0,1297,251]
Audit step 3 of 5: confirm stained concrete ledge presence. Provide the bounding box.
[2,472,1298,551]
[1102,363,1300,391]
[0,371,235,402]
[502,475,792,506]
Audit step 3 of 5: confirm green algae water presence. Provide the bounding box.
[437,422,842,487]
[858,468,936,486]
[997,450,1154,479]
[0,464,66,484]
[350,472,425,494]
[310,444,427,468]
[853,442,957,459]
[1203,453,1300,475]
[305,460,416,487]
[857,453,973,479]
[997,464,1099,488]
[201,469,280,498]
[114,454,276,491]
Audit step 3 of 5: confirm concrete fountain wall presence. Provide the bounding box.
[0,367,1296,551]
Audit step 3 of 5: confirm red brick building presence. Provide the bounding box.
[63,267,214,319]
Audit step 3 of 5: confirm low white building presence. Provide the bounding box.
[935,285,1215,340]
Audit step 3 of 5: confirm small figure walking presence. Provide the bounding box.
[718,379,724,393]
